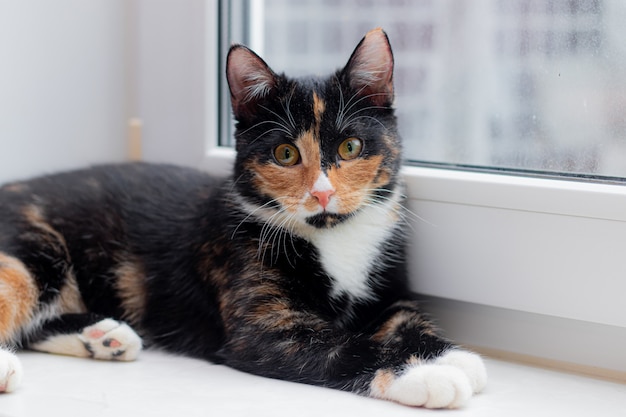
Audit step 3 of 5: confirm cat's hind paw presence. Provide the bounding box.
[0,349,23,393]
[370,350,487,409]
[79,319,142,361]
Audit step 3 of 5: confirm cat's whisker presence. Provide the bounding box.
[359,189,417,225]
[268,216,300,267]
[364,193,435,229]
[285,214,302,259]
[341,85,369,114]
[336,85,368,129]
[267,212,287,265]
[335,78,348,130]
[230,172,249,190]
[342,115,388,131]
[283,87,297,130]
[273,212,298,267]
[340,100,392,131]
[254,198,302,266]
[232,197,288,240]
[342,103,392,122]
[249,127,292,147]
[343,98,391,122]
[257,203,297,265]
[238,119,292,137]
[358,200,416,236]
[260,105,295,134]
[339,92,392,131]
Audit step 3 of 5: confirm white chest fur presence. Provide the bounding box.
[308,192,401,301]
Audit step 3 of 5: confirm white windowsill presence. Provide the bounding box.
[3,350,625,416]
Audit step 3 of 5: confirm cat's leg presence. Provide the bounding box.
[27,314,142,361]
[368,348,486,408]
[221,297,486,409]
[0,252,39,393]
[365,301,487,408]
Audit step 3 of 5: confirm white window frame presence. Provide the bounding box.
[138,1,626,379]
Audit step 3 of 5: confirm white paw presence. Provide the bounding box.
[0,349,23,393]
[385,363,472,408]
[435,349,487,394]
[79,319,142,361]
[370,350,487,409]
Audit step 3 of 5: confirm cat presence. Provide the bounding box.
[0,28,486,408]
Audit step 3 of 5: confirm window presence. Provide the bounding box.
[221,0,626,181]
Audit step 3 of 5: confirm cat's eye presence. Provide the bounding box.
[338,138,363,160]
[273,143,300,166]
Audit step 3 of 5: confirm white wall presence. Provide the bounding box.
[0,0,129,183]
[134,0,211,167]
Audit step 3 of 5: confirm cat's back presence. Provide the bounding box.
[1,162,221,209]
[0,162,226,248]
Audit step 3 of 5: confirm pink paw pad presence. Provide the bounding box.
[103,339,122,348]
[79,319,142,361]
[87,329,106,339]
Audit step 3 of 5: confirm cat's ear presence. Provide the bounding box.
[226,45,277,120]
[342,28,394,107]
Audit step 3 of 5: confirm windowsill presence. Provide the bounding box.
[3,350,625,416]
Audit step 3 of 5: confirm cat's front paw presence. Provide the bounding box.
[370,350,486,409]
[79,319,142,361]
[0,349,23,393]
[435,349,487,394]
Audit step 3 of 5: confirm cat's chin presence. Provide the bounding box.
[305,212,351,229]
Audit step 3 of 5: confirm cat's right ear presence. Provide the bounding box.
[226,45,277,120]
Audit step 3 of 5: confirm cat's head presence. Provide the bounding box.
[226,28,402,231]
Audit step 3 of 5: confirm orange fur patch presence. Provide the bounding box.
[0,253,38,342]
[370,369,396,397]
[115,261,147,326]
[406,354,422,366]
[57,272,87,315]
[372,307,439,344]
[251,129,324,214]
[22,204,64,240]
[20,204,86,315]
[371,310,413,343]
[312,92,325,130]
[327,155,385,213]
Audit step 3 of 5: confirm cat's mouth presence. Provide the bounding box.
[305,212,351,229]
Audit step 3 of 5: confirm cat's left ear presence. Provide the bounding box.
[226,45,277,120]
[342,28,394,107]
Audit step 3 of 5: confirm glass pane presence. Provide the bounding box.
[228,0,626,180]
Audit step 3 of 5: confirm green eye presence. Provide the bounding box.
[338,138,363,160]
[274,143,300,166]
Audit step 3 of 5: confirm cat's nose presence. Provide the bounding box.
[311,189,335,209]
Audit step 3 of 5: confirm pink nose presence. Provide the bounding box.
[311,189,335,209]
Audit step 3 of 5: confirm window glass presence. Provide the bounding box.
[224,0,626,180]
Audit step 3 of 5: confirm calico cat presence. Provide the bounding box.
[0,28,486,408]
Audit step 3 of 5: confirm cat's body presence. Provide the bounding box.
[0,29,486,408]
